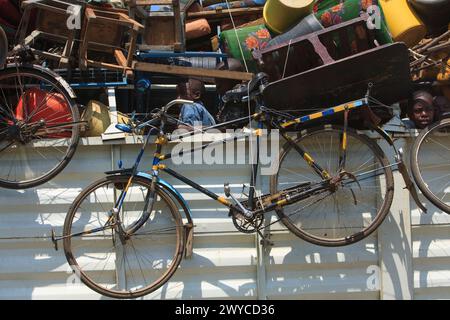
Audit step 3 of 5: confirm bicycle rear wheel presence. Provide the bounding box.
[270,125,394,246]
[411,118,450,213]
[0,64,80,189]
[63,175,184,299]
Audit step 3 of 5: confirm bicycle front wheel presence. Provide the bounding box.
[0,64,80,189]
[411,118,450,213]
[271,125,394,246]
[63,175,184,299]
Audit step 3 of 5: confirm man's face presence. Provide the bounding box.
[410,101,435,129]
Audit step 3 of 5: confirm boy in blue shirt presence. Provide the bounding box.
[177,78,216,131]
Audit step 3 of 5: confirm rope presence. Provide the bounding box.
[223,0,249,73]
[282,40,292,79]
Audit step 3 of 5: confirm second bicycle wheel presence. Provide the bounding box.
[270,125,394,246]
[0,64,80,189]
[63,175,185,299]
[411,118,450,213]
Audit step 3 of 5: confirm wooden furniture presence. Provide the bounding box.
[133,60,254,81]
[79,6,143,76]
[18,0,83,67]
[127,0,185,52]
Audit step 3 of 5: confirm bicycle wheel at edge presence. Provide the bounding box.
[63,175,185,299]
[411,118,450,214]
[0,65,80,189]
[270,125,394,246]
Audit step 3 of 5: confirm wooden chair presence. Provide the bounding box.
[127,0,185,52]
[79,5,144,77]
[18,0,83,67]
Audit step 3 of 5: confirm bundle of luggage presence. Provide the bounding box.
[2,0,449,135]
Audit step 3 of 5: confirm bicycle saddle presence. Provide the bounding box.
[222,72,269,103]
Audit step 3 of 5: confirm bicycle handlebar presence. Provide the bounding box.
[162,99,194,112]
[115,99,194,134]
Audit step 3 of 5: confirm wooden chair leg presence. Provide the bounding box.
[114,49,133,78]
[59,33,75,68]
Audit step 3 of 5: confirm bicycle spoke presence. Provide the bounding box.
[63,176,183,298]
[272,126,393,245]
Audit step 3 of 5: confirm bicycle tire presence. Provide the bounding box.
[0,64,80,189]
[63,175,184,299]
[411,118,450,214]
[0,26,6,66]
[270,125,394,246]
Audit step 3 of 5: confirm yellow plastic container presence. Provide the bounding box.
[81,100,111,137]
[379,0,426,47]
[82,100,131,137]
[263,0,315,34]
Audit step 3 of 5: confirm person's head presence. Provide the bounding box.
[176,78,205,102]
[408,90,436,129]
[215,58,244,96]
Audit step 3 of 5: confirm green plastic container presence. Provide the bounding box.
[220,24,272,73]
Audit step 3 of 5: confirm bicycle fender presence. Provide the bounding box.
[6,63,77,99]
[136,172,193,220]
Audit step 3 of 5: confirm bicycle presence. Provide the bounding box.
[408,30,450,213]
[52,72,427,298]
[410,116,450,213]
[0,44,82,189]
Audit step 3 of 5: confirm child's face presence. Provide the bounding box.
[409,101,435,129]
[177,81,200,101]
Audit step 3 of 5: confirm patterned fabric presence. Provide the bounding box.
[314,0,393,44]
[220,24,271,73]
[313,0,342,13]
[205,0,266,10]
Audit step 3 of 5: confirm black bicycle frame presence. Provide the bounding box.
[118,97,370,218]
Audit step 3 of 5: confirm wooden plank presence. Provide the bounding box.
[85,59,133,71]
[135,0,174,5]
[187,7,262,19]
[133,61,254,80]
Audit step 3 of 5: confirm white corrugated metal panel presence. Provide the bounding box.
[265,231,379,299]
[0,133,449,299]
[404,134,450,300]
